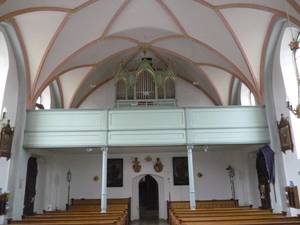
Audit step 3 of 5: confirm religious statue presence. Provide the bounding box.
[0,120,14,159]
[132,157,141,173]
[154,158,163,173]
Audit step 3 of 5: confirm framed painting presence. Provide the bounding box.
[173,157,189,185]
[107,159,123,187]
[277,114,294,153]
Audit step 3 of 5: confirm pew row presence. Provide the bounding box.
[9,199,129,225]
[169,207,300,225]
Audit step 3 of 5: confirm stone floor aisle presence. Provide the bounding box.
[131,220,168,225]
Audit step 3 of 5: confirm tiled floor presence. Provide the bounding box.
[131,220,168,225]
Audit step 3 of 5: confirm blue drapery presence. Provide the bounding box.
[257,145,275,184]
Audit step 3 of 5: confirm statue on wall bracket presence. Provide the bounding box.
[132,157,141,173]
[154,158,163,173]
[0,120,14,159]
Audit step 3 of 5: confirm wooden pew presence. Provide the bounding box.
[9,199,129,225]
[169,206,300,225]
[168,201,299,225]
[167,199,240,221]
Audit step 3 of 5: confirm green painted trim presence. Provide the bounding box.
[24,106,270,148]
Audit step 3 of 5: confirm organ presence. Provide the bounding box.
[115,58,176,108]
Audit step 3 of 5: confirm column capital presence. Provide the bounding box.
[187,145,194,151]
[101,146,108,152]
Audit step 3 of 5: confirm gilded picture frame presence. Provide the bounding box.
[277,114,294,153]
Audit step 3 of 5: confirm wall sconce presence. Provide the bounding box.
[200,145,209,152]
[0,108,7,122]
[226,165,236,200]
[287,36,300,118]
[286,99,300,118]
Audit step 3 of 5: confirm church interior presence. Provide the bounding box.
[1,0,300,225]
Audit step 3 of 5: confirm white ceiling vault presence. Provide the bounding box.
[1,0,299,108]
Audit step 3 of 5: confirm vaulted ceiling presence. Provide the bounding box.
[1,0,299,108]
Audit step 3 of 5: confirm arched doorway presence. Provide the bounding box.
[23,157,38,216]
[139,175,159,220]
[132,174,165,220]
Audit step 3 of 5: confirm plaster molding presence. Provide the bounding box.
[10,18,32,108]
[156,0,188,36]
[0,7,71,22]
[215,10,259,96]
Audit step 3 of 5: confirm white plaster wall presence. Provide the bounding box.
[79,78,214,109]
[0,159,10,193]
[34,147,259,220]
[265,25,300,216]
[271,26,300,216]
[246,152,261,208]
[80,79,116,109]
[0,25,18,206]
[175,77,214,107]
[3,23,31,222]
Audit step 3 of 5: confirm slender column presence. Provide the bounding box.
[101,146,108,213]
[187,145,196,210]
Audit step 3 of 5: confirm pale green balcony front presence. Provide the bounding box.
[23,106,270,149]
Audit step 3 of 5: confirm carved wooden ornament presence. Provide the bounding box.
[132,157,141,173]
[0,120,14,159]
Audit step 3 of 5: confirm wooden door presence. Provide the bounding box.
[23,157,38,216]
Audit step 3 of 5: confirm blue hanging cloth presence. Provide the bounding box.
[257,145,275,184]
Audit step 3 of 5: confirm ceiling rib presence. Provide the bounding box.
[72,0,99,13]
[37,35,140,98]
[216,3,300,26]
[5,0,294,108]
[32,1,131,97]
[101,0,131,38]
[34,46,139,104]
[150,47,222,105]
[259,15,279,102]
[0,7,71,22]
[56,78,64,108]
[152,35,249,83]
[193,0,216,10]
[32,13,71,97]
[287,0,300,14]
[228,76,235,105]
[151,35,257,95]
[156,0,188,36]
[216,10,259,95]
[70,48,140,108]
[43,64,94,108]
[153,45,258,100]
